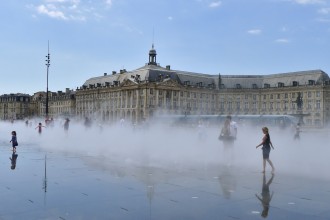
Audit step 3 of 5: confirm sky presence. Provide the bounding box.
[1,0,330,95]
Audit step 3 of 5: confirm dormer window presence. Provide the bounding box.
[278,82,284,87]
[264,83,270,88]
[292,81,298,87]
[308,80,315,85]
[236,84,241,89]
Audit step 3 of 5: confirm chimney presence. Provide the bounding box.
[166,65,171,70]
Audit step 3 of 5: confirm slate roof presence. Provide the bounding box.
[83,64,329,90]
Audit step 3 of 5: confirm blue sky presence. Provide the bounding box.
[1,0,330,95]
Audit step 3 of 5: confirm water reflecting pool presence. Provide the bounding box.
[0,143,329,220]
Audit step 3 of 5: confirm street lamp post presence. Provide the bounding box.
[45,42,50,118]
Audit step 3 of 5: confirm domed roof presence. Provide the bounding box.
[149,44,157,55]
[149,48,156,55]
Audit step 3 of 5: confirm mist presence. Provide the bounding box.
[1,118,329,181]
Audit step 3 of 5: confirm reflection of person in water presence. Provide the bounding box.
[255,174,274,218]
[294,123,301,140]
[64,118,70,132]
[219,116,237,166]
[218,166,236,199]
[10,152,18,170]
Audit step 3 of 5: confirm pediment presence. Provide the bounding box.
[159,79,180,87]
[120,79,137,87]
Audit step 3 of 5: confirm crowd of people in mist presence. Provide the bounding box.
[1,115,329,219]
[0,114,328,176]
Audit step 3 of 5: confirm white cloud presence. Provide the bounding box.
[318,7,330,14]
[275,38,290,43]
[209,1,222,8]
[105,0,112,8]
[292,0,325,4]
[31,0,112,21]
[37,4,68,20]
[247,29,262,35]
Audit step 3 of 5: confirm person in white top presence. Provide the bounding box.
[228,115,238,139]
[219,115,238,166]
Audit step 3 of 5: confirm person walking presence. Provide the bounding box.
[10,131,18,152]
[227,115,237,140]
[256,127,275,174]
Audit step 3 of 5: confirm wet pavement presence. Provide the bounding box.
[0,142,329,220]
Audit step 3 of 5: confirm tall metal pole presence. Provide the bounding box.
[45,41,50,118]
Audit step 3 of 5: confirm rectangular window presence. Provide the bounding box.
[244,102,249,109]
[316,100,321,109]
[307,100,312,109]
[220,102,224,110]
[228,102,232,110]
[236,101,240,110]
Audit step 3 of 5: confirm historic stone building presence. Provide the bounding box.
[0,93,31,120]
[76,45,330,127]
[34,89,76,118]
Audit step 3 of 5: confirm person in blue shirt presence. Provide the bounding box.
[10,131,18,153]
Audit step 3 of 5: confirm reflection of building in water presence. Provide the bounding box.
[255,174,275,218]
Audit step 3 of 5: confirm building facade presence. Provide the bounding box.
[75,45,330,127]
[1,46,329,127]
[0,93,31,120]
[34,89,76,118]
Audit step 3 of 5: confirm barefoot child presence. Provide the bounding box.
[10,131,18,152]
[35,122,46,134]
[256,127,275,174]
